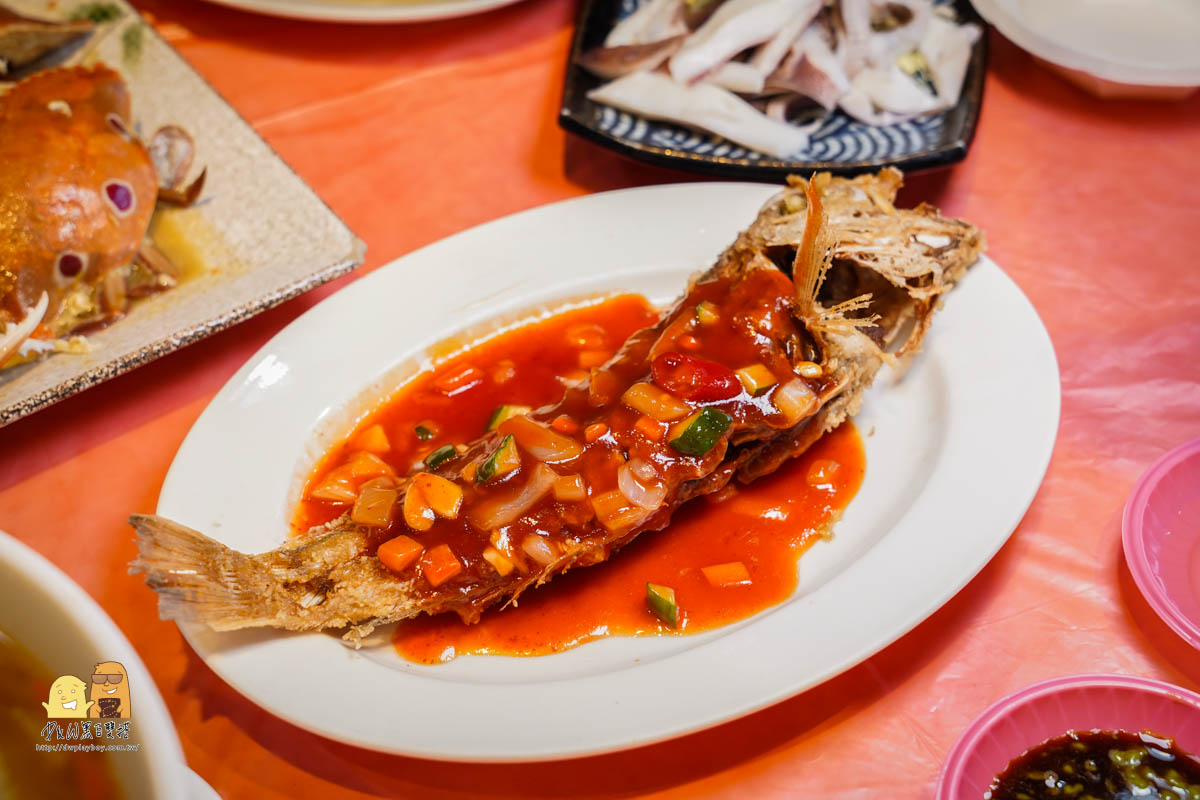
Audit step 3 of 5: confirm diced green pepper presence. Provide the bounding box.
[424,444,458,470]
[695,301,720,326]
[477,434,519,483]
[646,582,679,628]
[669,408,732,457]
[414,424,436,441]
[486,404,531,432]
[735,364,777,396]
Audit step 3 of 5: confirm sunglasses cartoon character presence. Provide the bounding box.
[87,661,130,719]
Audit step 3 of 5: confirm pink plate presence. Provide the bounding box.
[936,674,1200,798]
[1123,437,1200,649]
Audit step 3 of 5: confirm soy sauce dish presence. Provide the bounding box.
[937,675,1200,799]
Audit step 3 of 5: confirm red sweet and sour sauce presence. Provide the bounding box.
[294,294,864,664]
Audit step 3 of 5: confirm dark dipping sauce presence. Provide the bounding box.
[989,730,1200,800]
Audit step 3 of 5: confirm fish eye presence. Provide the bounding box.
[55,251,87,284]
[103,180,136,217]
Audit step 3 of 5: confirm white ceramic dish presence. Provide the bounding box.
[971,0,1200,99]
[157,182,1060,761]
[0,531,217,798]
[0,0,363,427]
[200,0,525,23]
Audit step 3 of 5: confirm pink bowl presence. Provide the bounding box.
[936,674,1200,799]
[1123,437,1200,649]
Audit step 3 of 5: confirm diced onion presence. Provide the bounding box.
[772,379,818,426]
[498,415,584,462]
[521,535,558,566]
[468,463,557,531]
[618,459,667,511]
[621,382,691,421]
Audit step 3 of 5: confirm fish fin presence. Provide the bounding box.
[792,174,880,343]
[128,514,268,629]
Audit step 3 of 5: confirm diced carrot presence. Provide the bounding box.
[345,451,395,480]
[553,473,587,502]
[309,480,357,503]
[492,359,516,385]
[412,472,464,519]
[566,323,606,349]
[590,490,646,532]
[420,544,463,587]
[403,484,436,532]
[460,462,478,482]
[353,424,390,454]
[434,363,485,395]
[352,486,399,527]
[588,369,621,406]
[701,561,752,587]
[377,536,423,574]
[482,546,514,576]
[634,415,665,442]
[551,414,581,435]
[577,349,611,368]
[584,423,609,443]
[678,334,701,351]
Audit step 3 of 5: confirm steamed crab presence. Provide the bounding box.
[0,63,205,365]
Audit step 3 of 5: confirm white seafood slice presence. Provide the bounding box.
[768,25,851,109]
[704,60,766,93]
[669,0,817,84]
[0,291,48,366]
[588,71,811,156]
[748,0,822,77]
[840,13,980,124]
[606,0,687,47]
[921,14,981,106]
[838,0,933,76]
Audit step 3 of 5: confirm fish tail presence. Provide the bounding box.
[128,514,272,630]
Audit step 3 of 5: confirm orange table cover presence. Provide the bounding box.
[2,1,1199,796]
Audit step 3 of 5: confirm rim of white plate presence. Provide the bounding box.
[199,0,526,23]
[157,182,1060,761]
[972,0,1200,87]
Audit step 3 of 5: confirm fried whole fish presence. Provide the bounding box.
[130,169,983,644]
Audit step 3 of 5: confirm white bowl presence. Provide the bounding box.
[972,0,1200,99]
[0,531,213,799]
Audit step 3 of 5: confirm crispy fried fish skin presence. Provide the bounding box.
[130,169,983,644]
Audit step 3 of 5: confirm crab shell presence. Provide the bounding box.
[0,65,157,334]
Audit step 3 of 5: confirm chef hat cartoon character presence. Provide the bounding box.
[88,661,131,719]
[42,675,94,718]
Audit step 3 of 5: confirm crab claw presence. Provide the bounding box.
[0,291,48,366]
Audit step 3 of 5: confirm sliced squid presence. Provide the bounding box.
[669,0,818,84]
[579,35,687,79]
[588,71,811,157]
[767,25,850,110]
[605,0,687,47]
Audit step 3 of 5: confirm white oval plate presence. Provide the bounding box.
[971,0,1200,88]
[199,0,524,23]
[158,182,1060,761]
